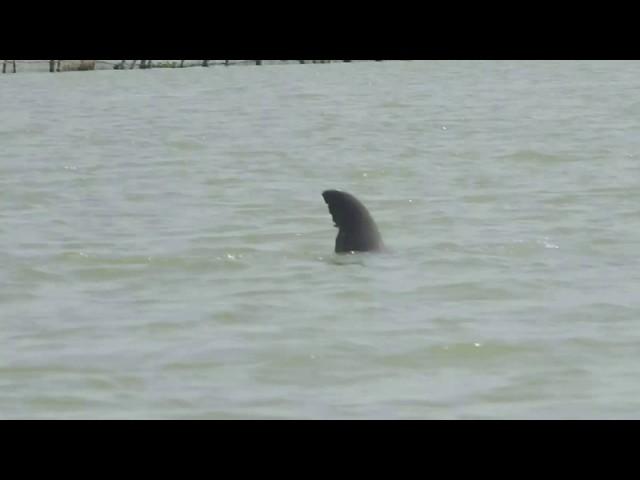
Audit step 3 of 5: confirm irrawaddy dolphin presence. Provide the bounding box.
[322,190,384,253]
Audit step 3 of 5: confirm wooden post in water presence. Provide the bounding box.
[56,60,61,72]
[4,60,17,73]
[202,60,209,67]
[180,60,185,68]
[256,60,262,65]
[130,60,137,69]
[49,60,55,72]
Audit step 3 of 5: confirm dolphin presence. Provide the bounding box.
[322,190,384,253]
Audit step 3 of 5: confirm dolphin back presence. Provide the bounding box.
[322,190,384,253]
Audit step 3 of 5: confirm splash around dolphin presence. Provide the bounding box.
[322,190,384,254]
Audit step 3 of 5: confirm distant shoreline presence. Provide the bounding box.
[2,60,381,75]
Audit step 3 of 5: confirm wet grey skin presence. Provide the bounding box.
[322,190,384,253]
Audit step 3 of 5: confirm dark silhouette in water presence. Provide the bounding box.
[322,190,384,253]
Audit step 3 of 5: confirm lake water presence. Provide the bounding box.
[2,60,639,419]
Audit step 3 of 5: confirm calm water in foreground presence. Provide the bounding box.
[1,61,640,419]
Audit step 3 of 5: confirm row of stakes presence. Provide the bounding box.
[1,60,379,74]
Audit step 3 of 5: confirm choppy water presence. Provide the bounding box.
[2,61,640,419]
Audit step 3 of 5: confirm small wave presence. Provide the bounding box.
[498,150,575,163]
